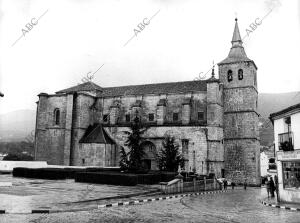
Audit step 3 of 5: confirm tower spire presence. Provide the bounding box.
[218,18,254,66]
[211,61,215,78]
[231,18,242,46]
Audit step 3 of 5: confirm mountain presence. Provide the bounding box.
[258,92,300,119]
[258,91,300,146]
[0,109,36,142]
[0,91,299,144]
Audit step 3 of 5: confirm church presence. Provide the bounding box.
[34,19,261,185]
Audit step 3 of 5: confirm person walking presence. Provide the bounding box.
[231,181,235,190]
[266,178,271,198]
[243,179,247,190]
[274,175,279,202]
[270,177,275,198]
[224,179,228,190]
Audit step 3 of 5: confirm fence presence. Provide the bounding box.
[160,177,220,194]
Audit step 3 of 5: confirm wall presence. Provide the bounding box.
[0,161,47,172]
[35,94,68,165]
[98,92,207,125]
[292,113,300,150]
[79,144,105,166]
[35,87,225,176]
[274,112,300,203]
[273,118,285,152]
[219,61,260,185]
[260,152,269,176]
[106,125,223,177]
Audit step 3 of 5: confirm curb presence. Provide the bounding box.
[0,190,228,214]
[261,200,300,211]
[97,190,229,208]
[64,188,161,204]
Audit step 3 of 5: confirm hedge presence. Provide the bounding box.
[12,167,121,180]
[75,172,138,186]
[12,167,176,184]
[136,174,161,185]
[13,167,68,180]
[74,171,176,186]
[160,172,176,182]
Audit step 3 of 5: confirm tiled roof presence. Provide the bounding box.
[269,103,300,120]
[56,82,103,94]
[55,80,207,97]
[97,80,207,97]
[79,123,116,144]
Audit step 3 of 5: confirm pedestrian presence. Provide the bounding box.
[270,177,275,198]
[266,178,271,198]
[274,175,279,201]
[243,179,247,190]
[231,181,235,190]
[224,179,228,190]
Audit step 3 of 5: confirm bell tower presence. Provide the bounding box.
[218,18,260,185]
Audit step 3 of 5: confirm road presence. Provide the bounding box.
[1,187,300,222]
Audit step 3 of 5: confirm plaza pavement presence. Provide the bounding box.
[1,175,300,222]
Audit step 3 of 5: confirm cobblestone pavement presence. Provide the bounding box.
[0,175,158,212]
[1,187,300,222]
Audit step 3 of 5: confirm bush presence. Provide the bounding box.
[75,172,138,186]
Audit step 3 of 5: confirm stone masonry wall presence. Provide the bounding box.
[35,94,68,165]
[103,126,223,176]
[219,61,260,185]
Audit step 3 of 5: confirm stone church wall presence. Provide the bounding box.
[35,94,68,165]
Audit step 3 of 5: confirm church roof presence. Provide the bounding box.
[55,80,207,97]
[56,81,103,94]
[97,80,207,97]
[79,123,116,144]
[218,18,255,66]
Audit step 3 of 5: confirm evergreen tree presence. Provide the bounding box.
[120,115,148,172]
[157,136,184,172]
[119,146,129,171]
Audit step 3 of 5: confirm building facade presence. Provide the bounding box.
[270,103,300,203]
[34,19,261,185]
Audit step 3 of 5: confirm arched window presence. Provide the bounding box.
[227,70,233,82]
[238,69,243,80]
[54,108,60,125]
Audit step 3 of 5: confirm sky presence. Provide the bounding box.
[0,0,299,114]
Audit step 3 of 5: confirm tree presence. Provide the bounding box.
[157,136,184,172]
[119,147,129,171]
[120,115,148,172]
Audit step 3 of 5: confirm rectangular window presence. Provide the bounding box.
[148,113,154,122]
[125,114,130,122]
[173,112,179,121]
[103,114,109,122]
[282,161,300,189]
[197,111,204,120]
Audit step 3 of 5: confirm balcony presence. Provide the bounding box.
[268,163,277,170]
[278,132,294,151]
